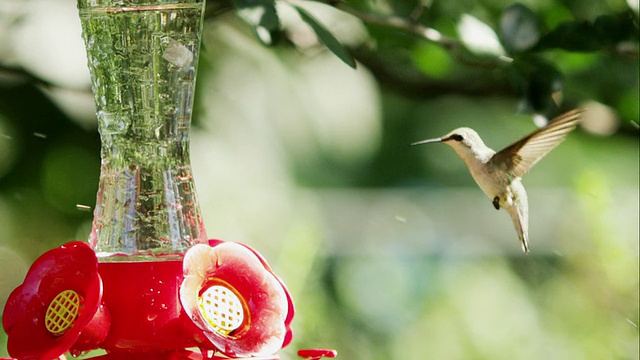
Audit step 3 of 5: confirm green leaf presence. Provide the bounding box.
[534,12,638,52]
[500,3,541,54]
[457,14,506,57]
[293,5,357,69]
[258,3,280,31]
[412,43,452,79]
[513,58,563,115]
[233,0,281,45]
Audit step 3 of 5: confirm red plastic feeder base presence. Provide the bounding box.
[89,349,279,360]
[98,259,205,352]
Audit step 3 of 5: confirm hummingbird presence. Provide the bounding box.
[411,109,584,253]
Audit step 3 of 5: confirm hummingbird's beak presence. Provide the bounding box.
[410,137,443,146]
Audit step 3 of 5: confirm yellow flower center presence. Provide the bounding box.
[198,284,245,336]
[45,289,82,336]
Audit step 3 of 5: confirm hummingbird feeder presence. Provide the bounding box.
[2,0,335,359]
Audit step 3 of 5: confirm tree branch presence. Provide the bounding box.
[0,64,54,88]
[310,0,512,68]
[352,48,515,99]
[315,0,458,48]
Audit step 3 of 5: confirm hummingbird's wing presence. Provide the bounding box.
[490,108,583,178]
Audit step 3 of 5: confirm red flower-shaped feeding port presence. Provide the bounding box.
[180,241,294,358]
[298,349,338,360]
[2,241,108,359]
[2,239,334,359]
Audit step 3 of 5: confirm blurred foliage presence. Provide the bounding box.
[0,0,638,359]
[221,0,639,117]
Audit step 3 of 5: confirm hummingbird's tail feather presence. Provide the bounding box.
[507,204,529,253]
[503,181,530,253]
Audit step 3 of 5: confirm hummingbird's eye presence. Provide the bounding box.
[450,134,464,141]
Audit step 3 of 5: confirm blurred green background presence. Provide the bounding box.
[0,0,638,359]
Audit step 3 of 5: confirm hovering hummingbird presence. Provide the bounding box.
[411,109,584,253]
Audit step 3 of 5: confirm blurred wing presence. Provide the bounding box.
[490,109,584,178]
